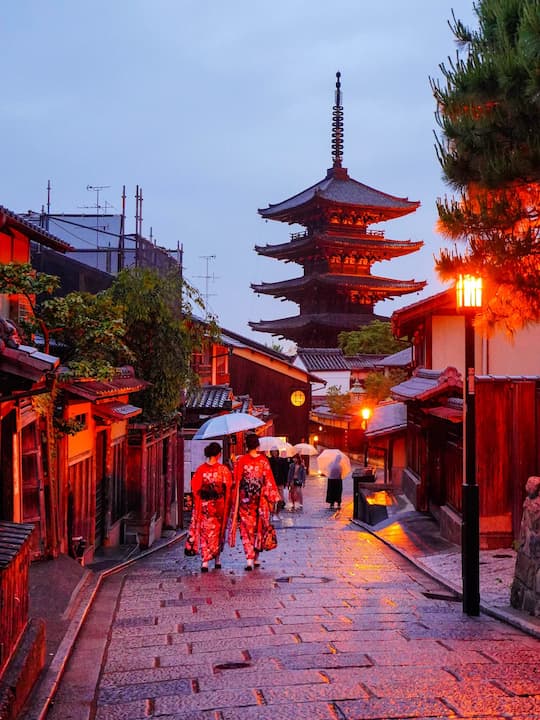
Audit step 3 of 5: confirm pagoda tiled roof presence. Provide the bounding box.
[259,166,419,223]
[249,312,389,335]
[255,232,423,261]
[252,273,426,298]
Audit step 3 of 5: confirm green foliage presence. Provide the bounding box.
[106,267,217,422]
[432,0,540,332]
[338,321,405,355]
[364,369,407,403]
[326,385,352,415]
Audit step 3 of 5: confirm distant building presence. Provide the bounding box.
[250,73,425,347]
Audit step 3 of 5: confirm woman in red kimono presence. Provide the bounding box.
[187,442,233,572]
[229,433,281,570]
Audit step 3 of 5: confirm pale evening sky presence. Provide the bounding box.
[2,1,477,348]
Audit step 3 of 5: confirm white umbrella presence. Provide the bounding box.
[317,449,352,477]
[193,412,264,440]
[258,436,290,453]
[293,442,318,456]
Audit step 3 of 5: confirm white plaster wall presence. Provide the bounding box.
[486,324,540,375]
[432,316,464,372]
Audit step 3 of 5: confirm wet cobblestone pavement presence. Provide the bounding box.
[46,474,540,720]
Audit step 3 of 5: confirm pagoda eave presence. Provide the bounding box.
[249,311,389,335]
[251,275,426,297]
[254,237,424,263]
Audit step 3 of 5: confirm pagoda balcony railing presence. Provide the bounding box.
[290,230,310,241]
[366,229,385,238]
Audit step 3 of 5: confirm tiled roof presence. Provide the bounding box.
[259,167,419,221]
[391,367,462,401]
[255,233,423,260]
[63,367,149,400]
[250,311,389,334]
[0,343,59,383]
[365,402,407,438]
[0,521,35,569]
[0,205,73,252]
[296,348,349,372]
[184,385,234,411]
[346,354,386,370]
[252,274,425,297]
[375,347,413,368]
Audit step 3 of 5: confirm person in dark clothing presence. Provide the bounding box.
[325,457,343,509]
[269,448,288,510]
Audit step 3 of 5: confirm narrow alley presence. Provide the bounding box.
[45,474,540,720]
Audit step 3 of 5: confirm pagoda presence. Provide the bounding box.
[249,72,426,348]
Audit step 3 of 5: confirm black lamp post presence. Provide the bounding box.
[456,273,482,616]
[360,406,372,467]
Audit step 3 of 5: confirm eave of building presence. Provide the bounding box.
[258,167,419,226]
[251,273,426,299]
[231,345,320,384]
[391,366,462,402]
[249,311,389,335]
[1,206,73,253]
[255,234,423,263]
[392,288,456,338]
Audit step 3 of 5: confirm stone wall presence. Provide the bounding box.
[510,476,540,616]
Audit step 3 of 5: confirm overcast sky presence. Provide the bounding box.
[2,1,478,347]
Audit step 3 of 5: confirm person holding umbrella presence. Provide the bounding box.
[185,442,233,572]
[229,433,281,570]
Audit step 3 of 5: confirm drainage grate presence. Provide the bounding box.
[275,575,332,584]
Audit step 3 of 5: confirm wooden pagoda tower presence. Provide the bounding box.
[250,72,426,348]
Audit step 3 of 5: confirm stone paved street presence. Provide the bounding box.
[46,473,540,720]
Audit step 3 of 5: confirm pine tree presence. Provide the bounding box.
[432,0,540,332]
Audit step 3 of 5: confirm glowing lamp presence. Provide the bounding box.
[456,274,482,311]
[360,406,372,423]
[290,390,306,407]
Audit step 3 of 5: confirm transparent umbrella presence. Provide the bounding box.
[317,449,352,477]
[258,436,295,455]
[193,412,264,440]
[293,442,318,456]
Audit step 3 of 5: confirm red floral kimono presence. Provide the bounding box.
[229,452,281,560]
[188,462,233,562]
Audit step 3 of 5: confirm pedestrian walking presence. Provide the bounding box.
[268,447,288,514]
[287,453,306,511]
[184,442,233,572]
[229,433,281,570]
[325,456,343,509]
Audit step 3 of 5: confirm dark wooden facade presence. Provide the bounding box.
[229,354,311,444]
[126,422,181,549]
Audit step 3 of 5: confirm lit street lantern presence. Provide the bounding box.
[456,273,483,616]
[360,405,372,467]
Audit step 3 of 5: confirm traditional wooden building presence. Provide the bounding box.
[250,72,425,347]
[391,290,540,548]
[57,368,149,562]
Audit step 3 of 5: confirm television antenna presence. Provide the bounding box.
[195,255,219,316]
[86,185,110,245]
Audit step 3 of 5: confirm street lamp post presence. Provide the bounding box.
[456,273,482,616]
[360,406,372,467]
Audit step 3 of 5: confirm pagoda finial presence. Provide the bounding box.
[331,71,344,168]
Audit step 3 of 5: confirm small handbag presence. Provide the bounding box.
[260,524,277,551]
[184,535,197,556]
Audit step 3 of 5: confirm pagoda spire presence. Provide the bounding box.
[331,71,344,168]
